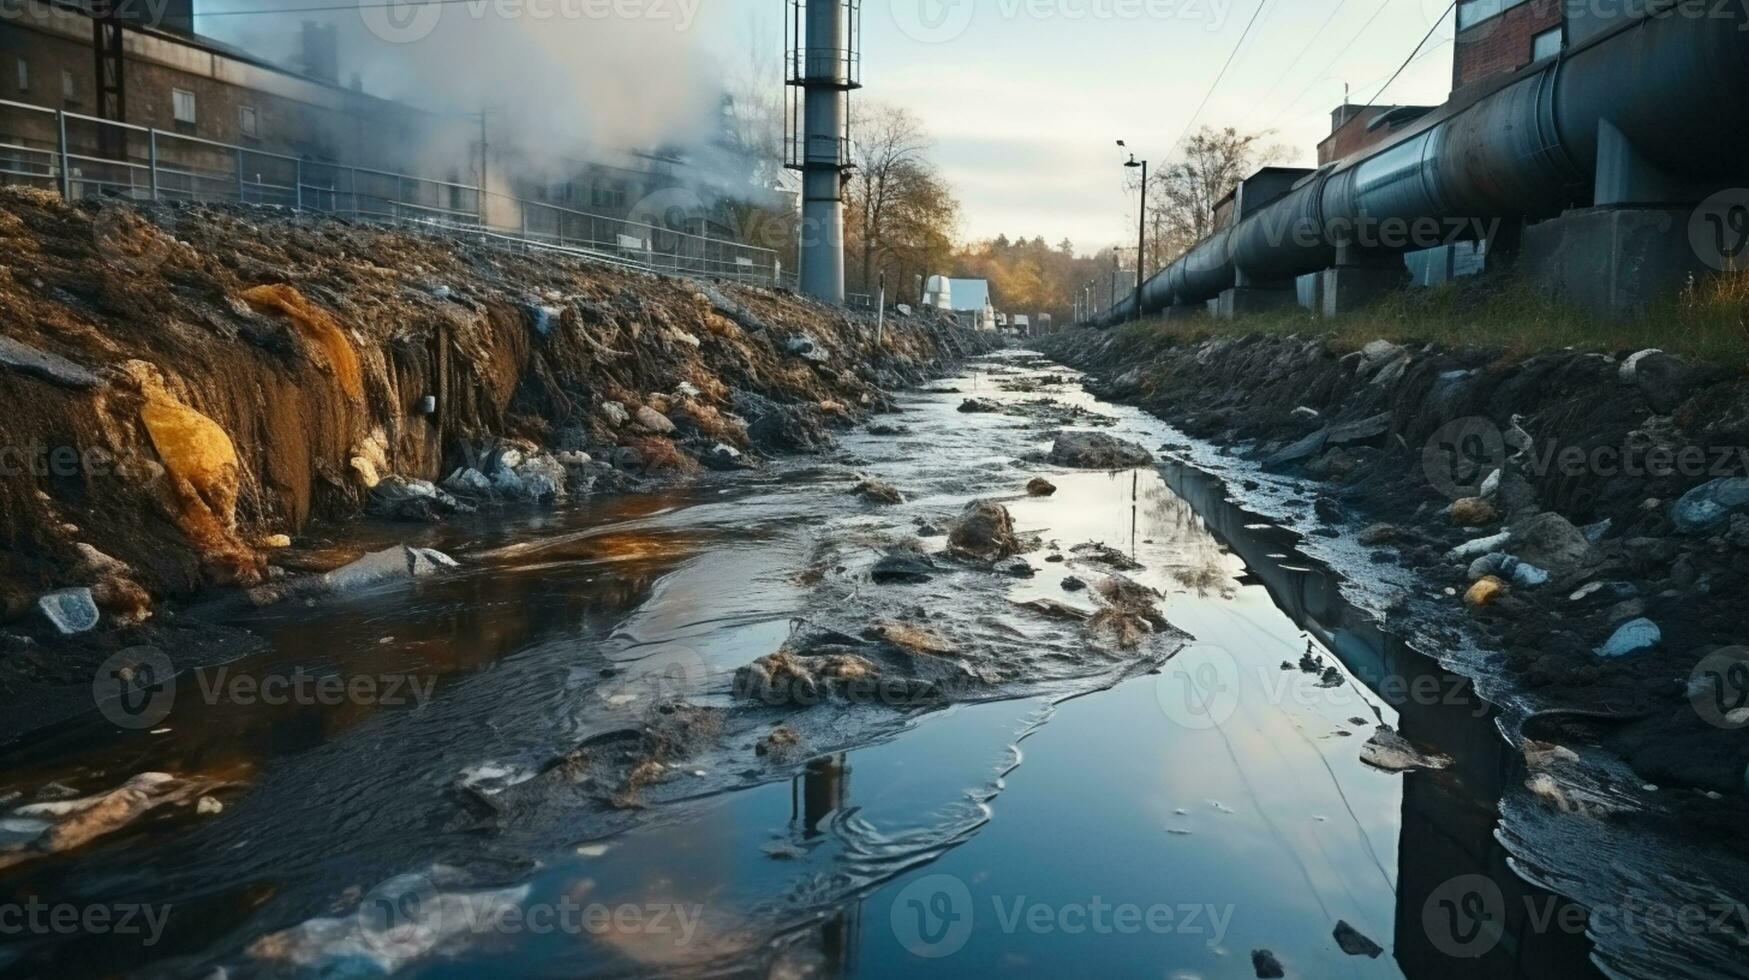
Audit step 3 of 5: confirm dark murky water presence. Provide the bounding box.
[1,353,1704,979]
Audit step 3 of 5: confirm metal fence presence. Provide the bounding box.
[0,98,784,286]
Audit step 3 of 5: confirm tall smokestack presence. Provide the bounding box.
[786,0,859,305]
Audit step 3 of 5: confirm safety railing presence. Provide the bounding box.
[0,98,783,286]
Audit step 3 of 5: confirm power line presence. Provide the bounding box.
[1360,0,1456,109]
[1254,0,1361,112]
[1166,0,1274,158]
[1263,0,1391,128]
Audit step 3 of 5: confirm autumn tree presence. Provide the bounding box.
[844,103,959,297]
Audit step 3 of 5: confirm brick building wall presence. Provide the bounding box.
[1317,104,1436,166]
[1452,0,1564,94]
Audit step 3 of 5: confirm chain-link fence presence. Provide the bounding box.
[0,98,782,286]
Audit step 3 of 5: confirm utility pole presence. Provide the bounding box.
[875,270,886,346]
[1129,156,1146,323]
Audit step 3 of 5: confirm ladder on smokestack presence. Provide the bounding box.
[784,0,860,306]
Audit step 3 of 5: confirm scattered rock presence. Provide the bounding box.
[1048,431,1153,469]
[196,796,223,816]
[1450,497,1498,527]
[633,406,677,435]
[1356,523,1398,546]
[1061,575,1087,592]
[1026,477,1058,497]
[958,398,1001,413]
[1012,598,1091,622]
[701,443,750,471]
[368,476,469,522]
[0,335,103,389]
[1251,949,1285,978]
[853,479,905,505]
[599,401,630,427]
[871,552,936,584]
[947,500,1022,561]
[443,467,493,495]
[784,333,829,363]
[1509,513,1595,574]
[995,557,1034,578]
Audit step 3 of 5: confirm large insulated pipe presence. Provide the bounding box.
[1098,10,1749,326]
[799,0,848,305]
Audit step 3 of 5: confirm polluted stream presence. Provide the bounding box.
[0,352,1726,979]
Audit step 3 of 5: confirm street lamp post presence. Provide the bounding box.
[1118,140,1146,324]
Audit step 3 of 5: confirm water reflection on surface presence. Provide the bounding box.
[0,356,1612,979]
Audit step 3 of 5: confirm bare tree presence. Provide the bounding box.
[847,104,942,292]
[1145,126,1288,268]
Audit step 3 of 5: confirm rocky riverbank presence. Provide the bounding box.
[1039,325,1749,800]
[0,189,997,738]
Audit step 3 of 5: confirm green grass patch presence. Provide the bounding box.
[1110,272,1749,367]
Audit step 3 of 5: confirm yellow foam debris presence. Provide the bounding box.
[240,284,364,400]
[140,398,240,524]
[122,360,259,585]
[1465,575,1508,609]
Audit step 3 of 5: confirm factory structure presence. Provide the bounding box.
[0,0,787,278]
[1088,2,1749,324]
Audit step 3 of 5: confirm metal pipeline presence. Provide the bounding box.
[1096,9,1749,326]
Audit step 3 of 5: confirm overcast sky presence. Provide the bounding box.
[709,0,1461,254]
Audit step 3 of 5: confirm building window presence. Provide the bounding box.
[1457,0,1529,32]
[1532,27,1563,60]
[14,58,27,93]
[239,105,259,138]
[61,69,76,103]
[172,88,197,125]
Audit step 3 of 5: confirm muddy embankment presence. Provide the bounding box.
[0,188,997,733]
[1040,326,1749,800]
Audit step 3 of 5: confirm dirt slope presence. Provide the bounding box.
[0,189,989,625]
